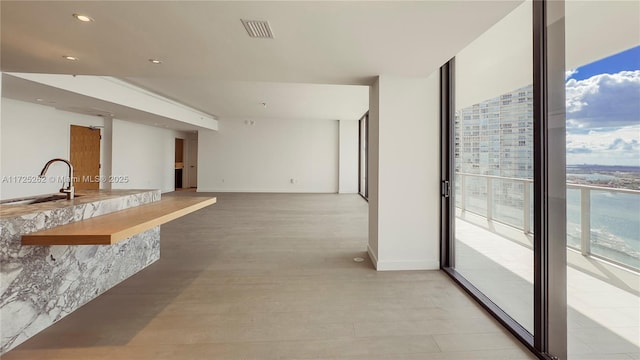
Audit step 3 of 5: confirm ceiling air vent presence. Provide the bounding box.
[241,19,274,39]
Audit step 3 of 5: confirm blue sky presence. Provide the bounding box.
[565,45,640,166]
[567,46,640,81]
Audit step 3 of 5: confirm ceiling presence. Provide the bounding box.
[1,1,522,122]
[2,74,202,132]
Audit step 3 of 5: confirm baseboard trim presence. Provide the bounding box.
[367,245,438,271]
[367,244,379,270]
[376,259,439,271]
[196,188,337,194]
[376,260,439,271]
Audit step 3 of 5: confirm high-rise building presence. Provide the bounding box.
[455,84,534,179]
[454,84,534,227]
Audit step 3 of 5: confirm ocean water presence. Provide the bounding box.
[568,173,618,181]
[567,188,640,268]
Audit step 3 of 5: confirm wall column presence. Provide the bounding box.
[101,117,113,190]
[367,74,440,271]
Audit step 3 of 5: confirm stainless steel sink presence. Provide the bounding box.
[0,194,82,206]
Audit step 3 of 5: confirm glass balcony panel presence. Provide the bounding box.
[566,187,581,249]
[492,178,525,228]
[589,190,640,269]
[464,176,487,216]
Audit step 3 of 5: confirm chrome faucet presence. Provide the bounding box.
[39,158,75,200]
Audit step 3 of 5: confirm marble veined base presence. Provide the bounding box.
[0,190,161,354]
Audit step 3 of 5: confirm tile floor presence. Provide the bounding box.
[3,193,535,360]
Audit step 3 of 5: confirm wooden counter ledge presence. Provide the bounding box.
[22,196,216,245]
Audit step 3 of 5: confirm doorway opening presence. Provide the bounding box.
[175,138,184,189]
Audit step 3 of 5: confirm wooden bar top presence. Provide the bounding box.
[22,196,216,245]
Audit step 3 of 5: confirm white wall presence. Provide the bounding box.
[0,98,104,199]
[111,119,187,193]
[198,118,339,193]
[0,98,187,199]
[339,120,359,194]
[368,73,441,271]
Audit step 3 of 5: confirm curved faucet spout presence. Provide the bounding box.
[39,158,75,200]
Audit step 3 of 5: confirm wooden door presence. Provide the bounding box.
[70,125,101,190]
[188,139,198,188]
[175,138,184,189]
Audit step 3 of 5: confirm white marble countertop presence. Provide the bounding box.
[0,189,157,218]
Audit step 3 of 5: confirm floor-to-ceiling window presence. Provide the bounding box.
[442,1,639,359]
[358,112,368,200]
[565,2,639,357]
[452,0,535,333]
[441,1,568,358]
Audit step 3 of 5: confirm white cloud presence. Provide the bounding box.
[567,125,640,166]
[565,69,578,80]
[566,70,640,129]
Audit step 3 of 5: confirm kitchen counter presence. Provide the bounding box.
[22,195,216,245]
[0,189,155,218]
[0,189,162,354]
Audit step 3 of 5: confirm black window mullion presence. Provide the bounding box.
[440,59,455,269]
[533,0,549,354]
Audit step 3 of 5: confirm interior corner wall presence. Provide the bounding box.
[111,119,186,193]
[368,73,441,271]
[197,118,339,193]
[339,120,359,194]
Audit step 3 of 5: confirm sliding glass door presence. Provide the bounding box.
[453,0,535,334]
[441,1,568,358]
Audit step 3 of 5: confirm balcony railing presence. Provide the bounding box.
[455,172,640,270]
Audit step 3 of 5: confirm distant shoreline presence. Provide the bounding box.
[566,164,640,190]
[567,164,640,173]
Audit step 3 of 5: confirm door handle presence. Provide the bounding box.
[441,181,451,198]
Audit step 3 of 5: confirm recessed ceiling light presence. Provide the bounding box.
[73,14,94,22]
[149,59,162,64]
[63,55,79,61]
